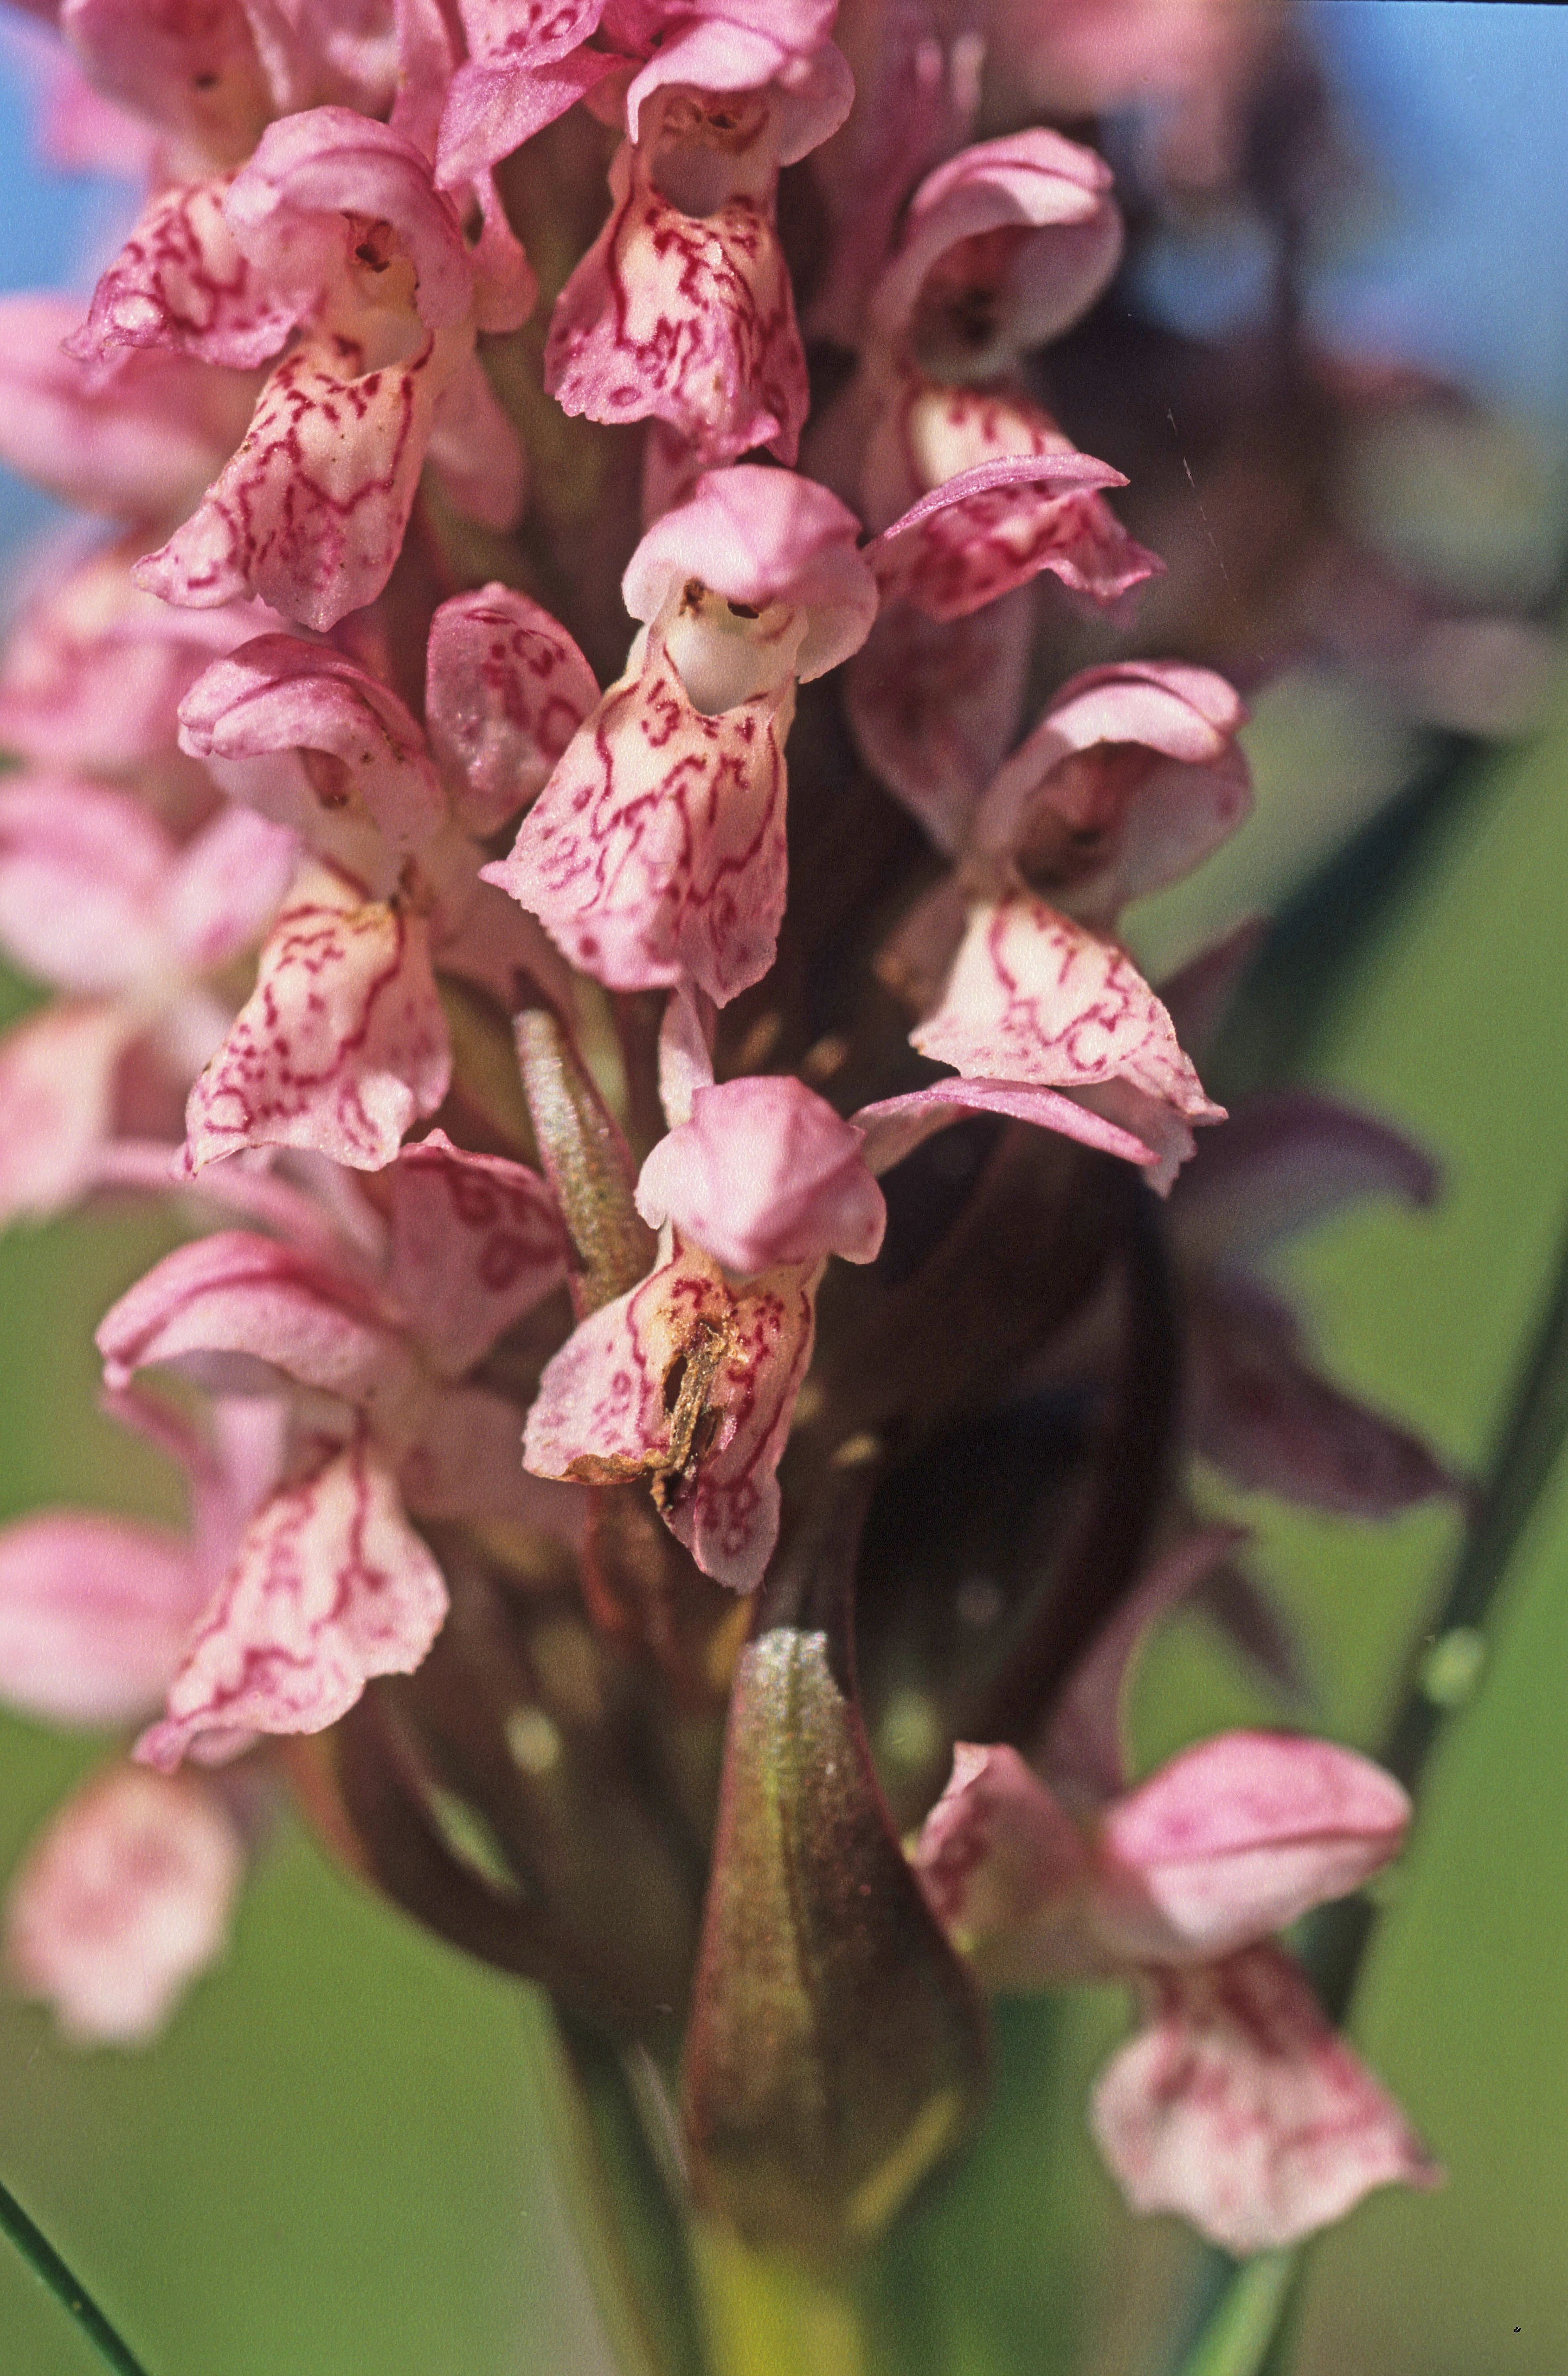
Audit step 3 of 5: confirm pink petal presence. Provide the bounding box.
[851,1076,1157,1176]
[623,21,853,162]
[0,1000,139,1225]
[223,108,475,333]
[387,1128,567,1376]
[0,1513,210,1726]
[437,42,617,188]
[160,804,300,975]
[0,539,286,777]
[971,659,1252,921]
[183,862,451,1172]
[1187,1274,1458,1519]
[424,584,599,835]
[66,173,302,375]
[843,589,1032,855]
[1091,1944,1441,2253]
[423,347,527,531]
[544,142,808,468]
[135,1437,449,1767]
[623,462,877,682]
[523,1235,818,1591]
[97,1226,411,1410]
[1171,1089,1440,1268]
[1094,1732,1409,1964]
[0,776,177,991]
[913,896,1222,1122]
[657,980,716,1127]
[5,1764,245,2043]
[871,128,1122,356]
[482,632,791,1005]
[178,634,446,861]
[135,323,470,632]
[914,1741,1103,1987]
[869,449,1157,625]
[0,292,257,521]
[635,1077,885,1274]
[60,0,271,161]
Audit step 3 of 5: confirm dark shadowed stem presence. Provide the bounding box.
[1163,1194,1568,2376]
[0,2171,154,2376]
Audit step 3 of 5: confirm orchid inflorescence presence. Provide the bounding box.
[0,0,1465,2300]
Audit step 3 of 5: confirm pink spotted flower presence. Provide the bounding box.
[66,106,532,630]
[484,465,877,1005]
[914,1547,1440,2253]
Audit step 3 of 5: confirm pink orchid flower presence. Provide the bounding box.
[0,777,297,1225]
[438,0,851,195]
[915,1550,1439,2258]
[175,585,593,1171]
[871,659,1249,1188]
[76,109,532,629]
[524,1065,884,1591]
[0,1392,282,2041]
[484,465,876,1005]
[95,1128,570,1766]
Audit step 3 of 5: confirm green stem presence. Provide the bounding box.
[691,2225,868,2376]
[0,2171,153,2376]
[1164,1192,1568,2376]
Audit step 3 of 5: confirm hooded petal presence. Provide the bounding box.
[623,462,876,682]
[182,862,451,1172]
[424,584,599,835]
[0,293,256,521]
[96,1226,412,1410]
[971,659,1251,923]
[1187,1273,1458,1518]
[222,107,475,331]
[913,895,1222,1123]
[1091,1944,1440,2253]
[1092,1732,1410,1965]
[0,1513,210,1726]
[635,1076,885,1274]
[135,1436,449,1767]
[386,1129,567,1377]
[178,633,446,860]
[67,173,302,375]
[870,128,1122,363]
[135,322,471,632]
[545,139,808,467]
[437,39,616,189]
[5,1764,245,2043]
[482,633,791,1005]
[523,1234,816,1590]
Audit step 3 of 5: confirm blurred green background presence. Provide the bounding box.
[2,5,1568,2374]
